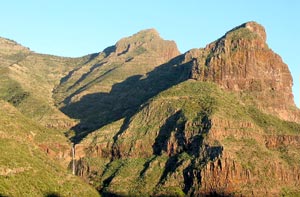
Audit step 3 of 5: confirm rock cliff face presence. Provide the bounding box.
[189,22,298,122]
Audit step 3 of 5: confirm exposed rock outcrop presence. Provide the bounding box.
[189,22,299,122]
[265,135,300,149]
[199,154,300,196]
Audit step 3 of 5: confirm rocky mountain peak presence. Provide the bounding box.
[189,21,299,122]
[133,28,160,37]
[117,28,160,45]
[243,21,267,41]
[113,28,180,59]
[225,21,267,42]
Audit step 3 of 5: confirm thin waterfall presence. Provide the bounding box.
[72,143,75,175]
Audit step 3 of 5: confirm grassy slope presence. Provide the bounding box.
[0,38,100,196]
[7,53,83,128]
[0,100,99,197]
[79,80,300,196]
[0,39,88,129]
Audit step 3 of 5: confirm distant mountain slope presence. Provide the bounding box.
[0,37,85,129]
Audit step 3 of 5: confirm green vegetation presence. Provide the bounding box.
[0,41,82,127]
[281,187,300,197]
[0,138,99,197]
[227,27,259,41]
[248,106,300,135]
[0,100,67,144]
[0,101,99,196]
[154,186,186,197]
[0,74,29,106]
[81,81,225,194]
[75,78,300,195]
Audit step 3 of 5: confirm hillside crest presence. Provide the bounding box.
[1,21,300,196]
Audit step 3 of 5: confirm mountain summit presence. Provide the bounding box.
[226,21,267,41]
[188,21,298,121]
[98,28,179,60]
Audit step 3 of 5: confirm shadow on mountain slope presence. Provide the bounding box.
[60,55,192,143]
[44,193,62,197]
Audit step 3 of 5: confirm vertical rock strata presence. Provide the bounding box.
[190,22,298,122]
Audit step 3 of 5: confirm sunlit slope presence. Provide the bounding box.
[0,100,99,197]
[74,80,300,196]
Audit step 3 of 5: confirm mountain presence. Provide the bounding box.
[0,37,81,129]
[0,38,100,196]
[189,22,299,122]
[0,21,299,196]
[53,28,181,142]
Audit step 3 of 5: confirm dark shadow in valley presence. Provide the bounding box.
[100,191,122,197]
[60,55,192,143]
[201,193,234,197]
[60,66,117,109]
[44,193,62,197]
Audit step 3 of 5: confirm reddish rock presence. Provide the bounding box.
[189,22,299,122]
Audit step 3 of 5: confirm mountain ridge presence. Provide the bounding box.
[0,21,300,196]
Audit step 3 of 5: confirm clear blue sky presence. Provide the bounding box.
[0,1,299,107]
